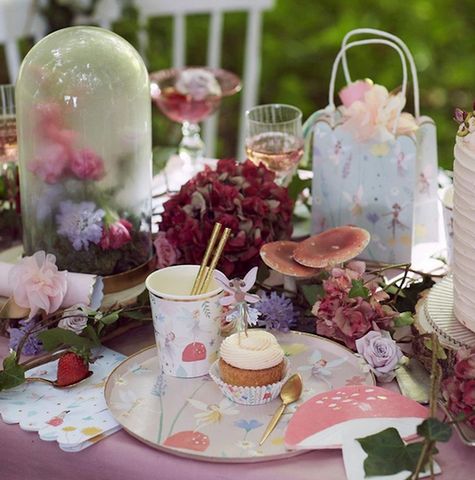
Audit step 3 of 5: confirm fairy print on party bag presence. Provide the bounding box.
[307,30,438,264]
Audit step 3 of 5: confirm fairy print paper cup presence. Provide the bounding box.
[209,358,291,405]
[145,265,224,378]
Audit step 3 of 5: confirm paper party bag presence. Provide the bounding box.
[307,30,438,264]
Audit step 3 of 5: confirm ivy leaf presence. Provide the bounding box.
[417,418,452,443]
[286,175,312,203]
[357,428,424,476]
[348,279,370,299]
[100,310,123,326]
[423,338,447,360]
[0,353,25,392]
[301,284,325,306]
[394,311,414,328]
[38,328,96,351]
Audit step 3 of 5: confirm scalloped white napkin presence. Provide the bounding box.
[0,347,124,452]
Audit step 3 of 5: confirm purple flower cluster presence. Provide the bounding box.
[255,291,298,332]
[8,320,45,356]
[56,200,105,250]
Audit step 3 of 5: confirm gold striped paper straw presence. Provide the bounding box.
[190,222,222,295]
[199,227,231,294]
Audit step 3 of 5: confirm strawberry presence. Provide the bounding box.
[56,349,91,387]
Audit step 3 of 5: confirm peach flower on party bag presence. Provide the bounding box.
[8,251,68,319]
[339,81,418,143]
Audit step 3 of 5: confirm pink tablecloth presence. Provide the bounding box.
[0,325,474,480]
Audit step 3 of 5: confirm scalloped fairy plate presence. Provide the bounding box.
[104,331,375,463]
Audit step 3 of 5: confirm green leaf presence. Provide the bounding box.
[257,264,270,284]
[152,146,176,176]
[100,310,123,325]
[123,311,153,321]
[379,282,407,297]
[301,284,325,306]
[423,338,447,360]
[348,279,370,299]
[417,418,453,443]
[357,428,424,476]
[86,325,102,348]
[0,353,25,392]
[394,275,435,314]
[286,175,312,203]
[394,311,414,328]
[38,328,96,352]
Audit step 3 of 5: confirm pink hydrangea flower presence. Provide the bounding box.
[70,148,106,181]
[100,219,132,250]
[27,144,71,184]
[154,232,178,269]
[34,102,77,149]
[8,251,68,319]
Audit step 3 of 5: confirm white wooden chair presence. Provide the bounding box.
[0,0,274,161]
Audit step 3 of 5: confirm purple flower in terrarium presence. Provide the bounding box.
[255,291,298,332]
[8,319,45,356]
[366,212,380,224]
[56,200,105,250]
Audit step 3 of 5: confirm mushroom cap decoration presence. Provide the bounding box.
[182,342,207,362]
[163,430,210,452]
[293,226,370,268]
[260,241,321,277]
[285,385,428,450]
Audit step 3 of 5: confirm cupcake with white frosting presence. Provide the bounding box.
[210,330,290,405]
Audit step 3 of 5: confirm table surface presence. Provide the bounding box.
[1,324,474,480]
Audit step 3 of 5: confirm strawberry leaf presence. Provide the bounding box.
[38,328,96,351]
[0,352,25,392]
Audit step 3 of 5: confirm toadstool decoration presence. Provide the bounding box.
[260,241,320,294]
[163,430,210,452]
[293,226,370,268]
[285,385,427,450]
[182,342,207,376]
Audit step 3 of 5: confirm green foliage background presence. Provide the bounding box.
[5,0,471,171]
[132,0,468,171]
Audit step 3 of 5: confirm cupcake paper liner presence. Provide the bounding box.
[209,358,291,405]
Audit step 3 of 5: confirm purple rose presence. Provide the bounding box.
[355,330,403,382]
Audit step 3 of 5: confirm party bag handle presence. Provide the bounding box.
[328,39,407,135]
[341,28,420,119]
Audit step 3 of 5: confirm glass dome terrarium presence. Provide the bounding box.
[16,27,153,276]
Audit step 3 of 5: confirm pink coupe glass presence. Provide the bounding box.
[150,67,241,172]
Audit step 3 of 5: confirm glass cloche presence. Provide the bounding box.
[16,27,153,276]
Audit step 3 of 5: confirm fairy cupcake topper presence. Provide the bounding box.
[214,267,260,335]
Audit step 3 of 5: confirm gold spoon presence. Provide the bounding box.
[259,373,303,446]
[25,371,93,389]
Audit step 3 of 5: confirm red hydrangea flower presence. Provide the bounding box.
[311,261,398,350]
[443,347,475,427]
[100,219,132,250]
[158,159,294,277]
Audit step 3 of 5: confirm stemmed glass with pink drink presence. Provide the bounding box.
[150,67,241,174]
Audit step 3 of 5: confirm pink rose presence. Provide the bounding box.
[100,219,132,250]
[355,330,403,382]
[339,80,372,107]
[28,144,70,184]
[154,232,178,269]
[70,148,105,181]
[8,251,68,319]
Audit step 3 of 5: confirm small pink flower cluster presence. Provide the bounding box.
[312,261,398,350]
[27,102,105,184]
[443,347,475,427]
